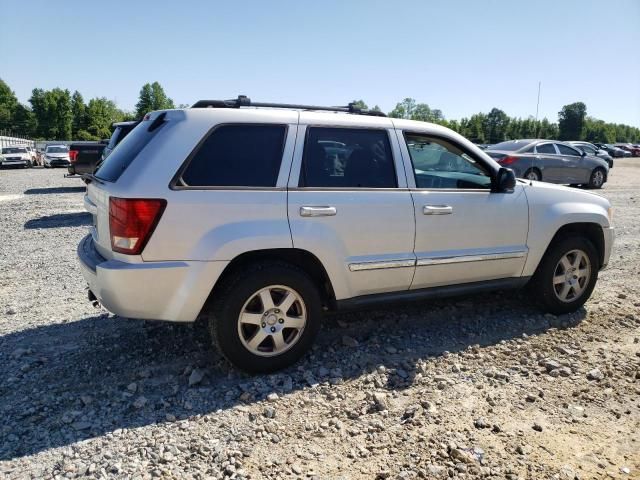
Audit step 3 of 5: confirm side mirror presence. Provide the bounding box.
[494,167,516,193]
[581,150,587,157]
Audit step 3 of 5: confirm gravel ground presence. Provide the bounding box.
[1,163,639,480]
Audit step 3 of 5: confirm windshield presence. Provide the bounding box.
[2,147,27,154]
[46,146,68,153]
[487,140,532,152]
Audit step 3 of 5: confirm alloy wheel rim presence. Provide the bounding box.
[552,249,591,303]
[237,285,307,357]
[593,170,604,186]
[527,171,539,180]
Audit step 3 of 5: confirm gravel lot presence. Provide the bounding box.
[1,162,639,480]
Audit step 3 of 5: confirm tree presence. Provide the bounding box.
[135,81,174,118]
[12,104,36,137]
[0,78,19,131]
[85,98,124,140]
[29,88,73,139]
[71,91,87,137]
[558,102,587,141]
[484,108,510,144]
[351,99,368,110]
[389,98,417,119]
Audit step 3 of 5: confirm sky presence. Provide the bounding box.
[1,0,639,127]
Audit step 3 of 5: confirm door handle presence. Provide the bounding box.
[423,205,453,215]
[300,206,337,217]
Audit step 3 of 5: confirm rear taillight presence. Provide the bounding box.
[109,198,166,255]
[69,150,79,163]
[498,155,517,166]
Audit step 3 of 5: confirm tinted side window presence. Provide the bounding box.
[301,128,396,188]
[557,144,580,156]
[536,143,556,154]
[180,125,286,187]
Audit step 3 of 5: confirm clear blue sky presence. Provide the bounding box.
[2,0,639,126]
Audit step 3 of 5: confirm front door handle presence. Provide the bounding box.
[423,205,453,215]
[300,206,337,217]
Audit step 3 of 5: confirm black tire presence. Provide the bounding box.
[523,168,541,181]
[529,236,599,315]
[27,160,33,168]
[587,168,606,189]
[207,261,322,373]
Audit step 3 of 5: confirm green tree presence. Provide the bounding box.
[0,78,19,131]
[86,97,124,139]
[558,102,587,141]
[351,99,368,110]
[12,104,36,137]
[71,91,87,137]
[135,81,175,118]
[484,108,510,144]
[389,98,417,119]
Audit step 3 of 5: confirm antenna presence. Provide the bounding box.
[530,81,542,186]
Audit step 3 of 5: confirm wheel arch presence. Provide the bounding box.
[538,222,605,271]
[207,248,337,311]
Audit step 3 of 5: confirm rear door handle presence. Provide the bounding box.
[423,205,453,215]
[300,206,337,217]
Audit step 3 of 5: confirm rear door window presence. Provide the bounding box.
[178,124,287,187]
[535,143,557,154]
[95,116,165,182]
[557,144,581,156]
[300,128,396,188]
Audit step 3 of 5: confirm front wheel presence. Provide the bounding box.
[207,262,322,373]
[587,168,606,189]
[529,236,599,315]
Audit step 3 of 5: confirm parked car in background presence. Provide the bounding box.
[77,98,614,372]
[0,146,33,168]
[568,141,613,168]
[67,142,107,176]
[43,145,71,167]
[614,143,640,157]
[595,143,627,158]
[486,139,609,188]
[25,146,39,165]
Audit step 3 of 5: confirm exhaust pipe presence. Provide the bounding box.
[87,289,100,308]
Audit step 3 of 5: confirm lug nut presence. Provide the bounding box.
[270,326,276,333]
[278,318,284,324]
[261,323,266,328]
[274,309,280,314]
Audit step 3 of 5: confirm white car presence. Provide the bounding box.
[77,97,614,373]
[0,146,33,168]
[43,145,70,167]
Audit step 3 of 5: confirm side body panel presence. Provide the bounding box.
[286,114,416,300]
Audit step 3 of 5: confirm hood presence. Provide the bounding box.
[520,178,611,206]
[46,152,69,158]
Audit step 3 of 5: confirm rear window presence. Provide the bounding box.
[178,124,287,187]
[536,143,556,154]
[95,117,165,182]
[487,141,531,152]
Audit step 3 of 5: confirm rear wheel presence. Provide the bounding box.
[587,168,606,189]
[207,262,322,373]
[529,236,599,315]
[523,168,541,181]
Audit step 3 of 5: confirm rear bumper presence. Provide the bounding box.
[602,227,614,269]
[77,234,228,322]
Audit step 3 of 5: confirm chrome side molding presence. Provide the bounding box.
[416,251,526,266]
[348,259,416,272]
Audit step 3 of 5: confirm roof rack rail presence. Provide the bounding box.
[191,95,387,117]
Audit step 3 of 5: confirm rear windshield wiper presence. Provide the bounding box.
[82,173,104,185]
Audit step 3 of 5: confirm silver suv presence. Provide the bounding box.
[78,97,614,373]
